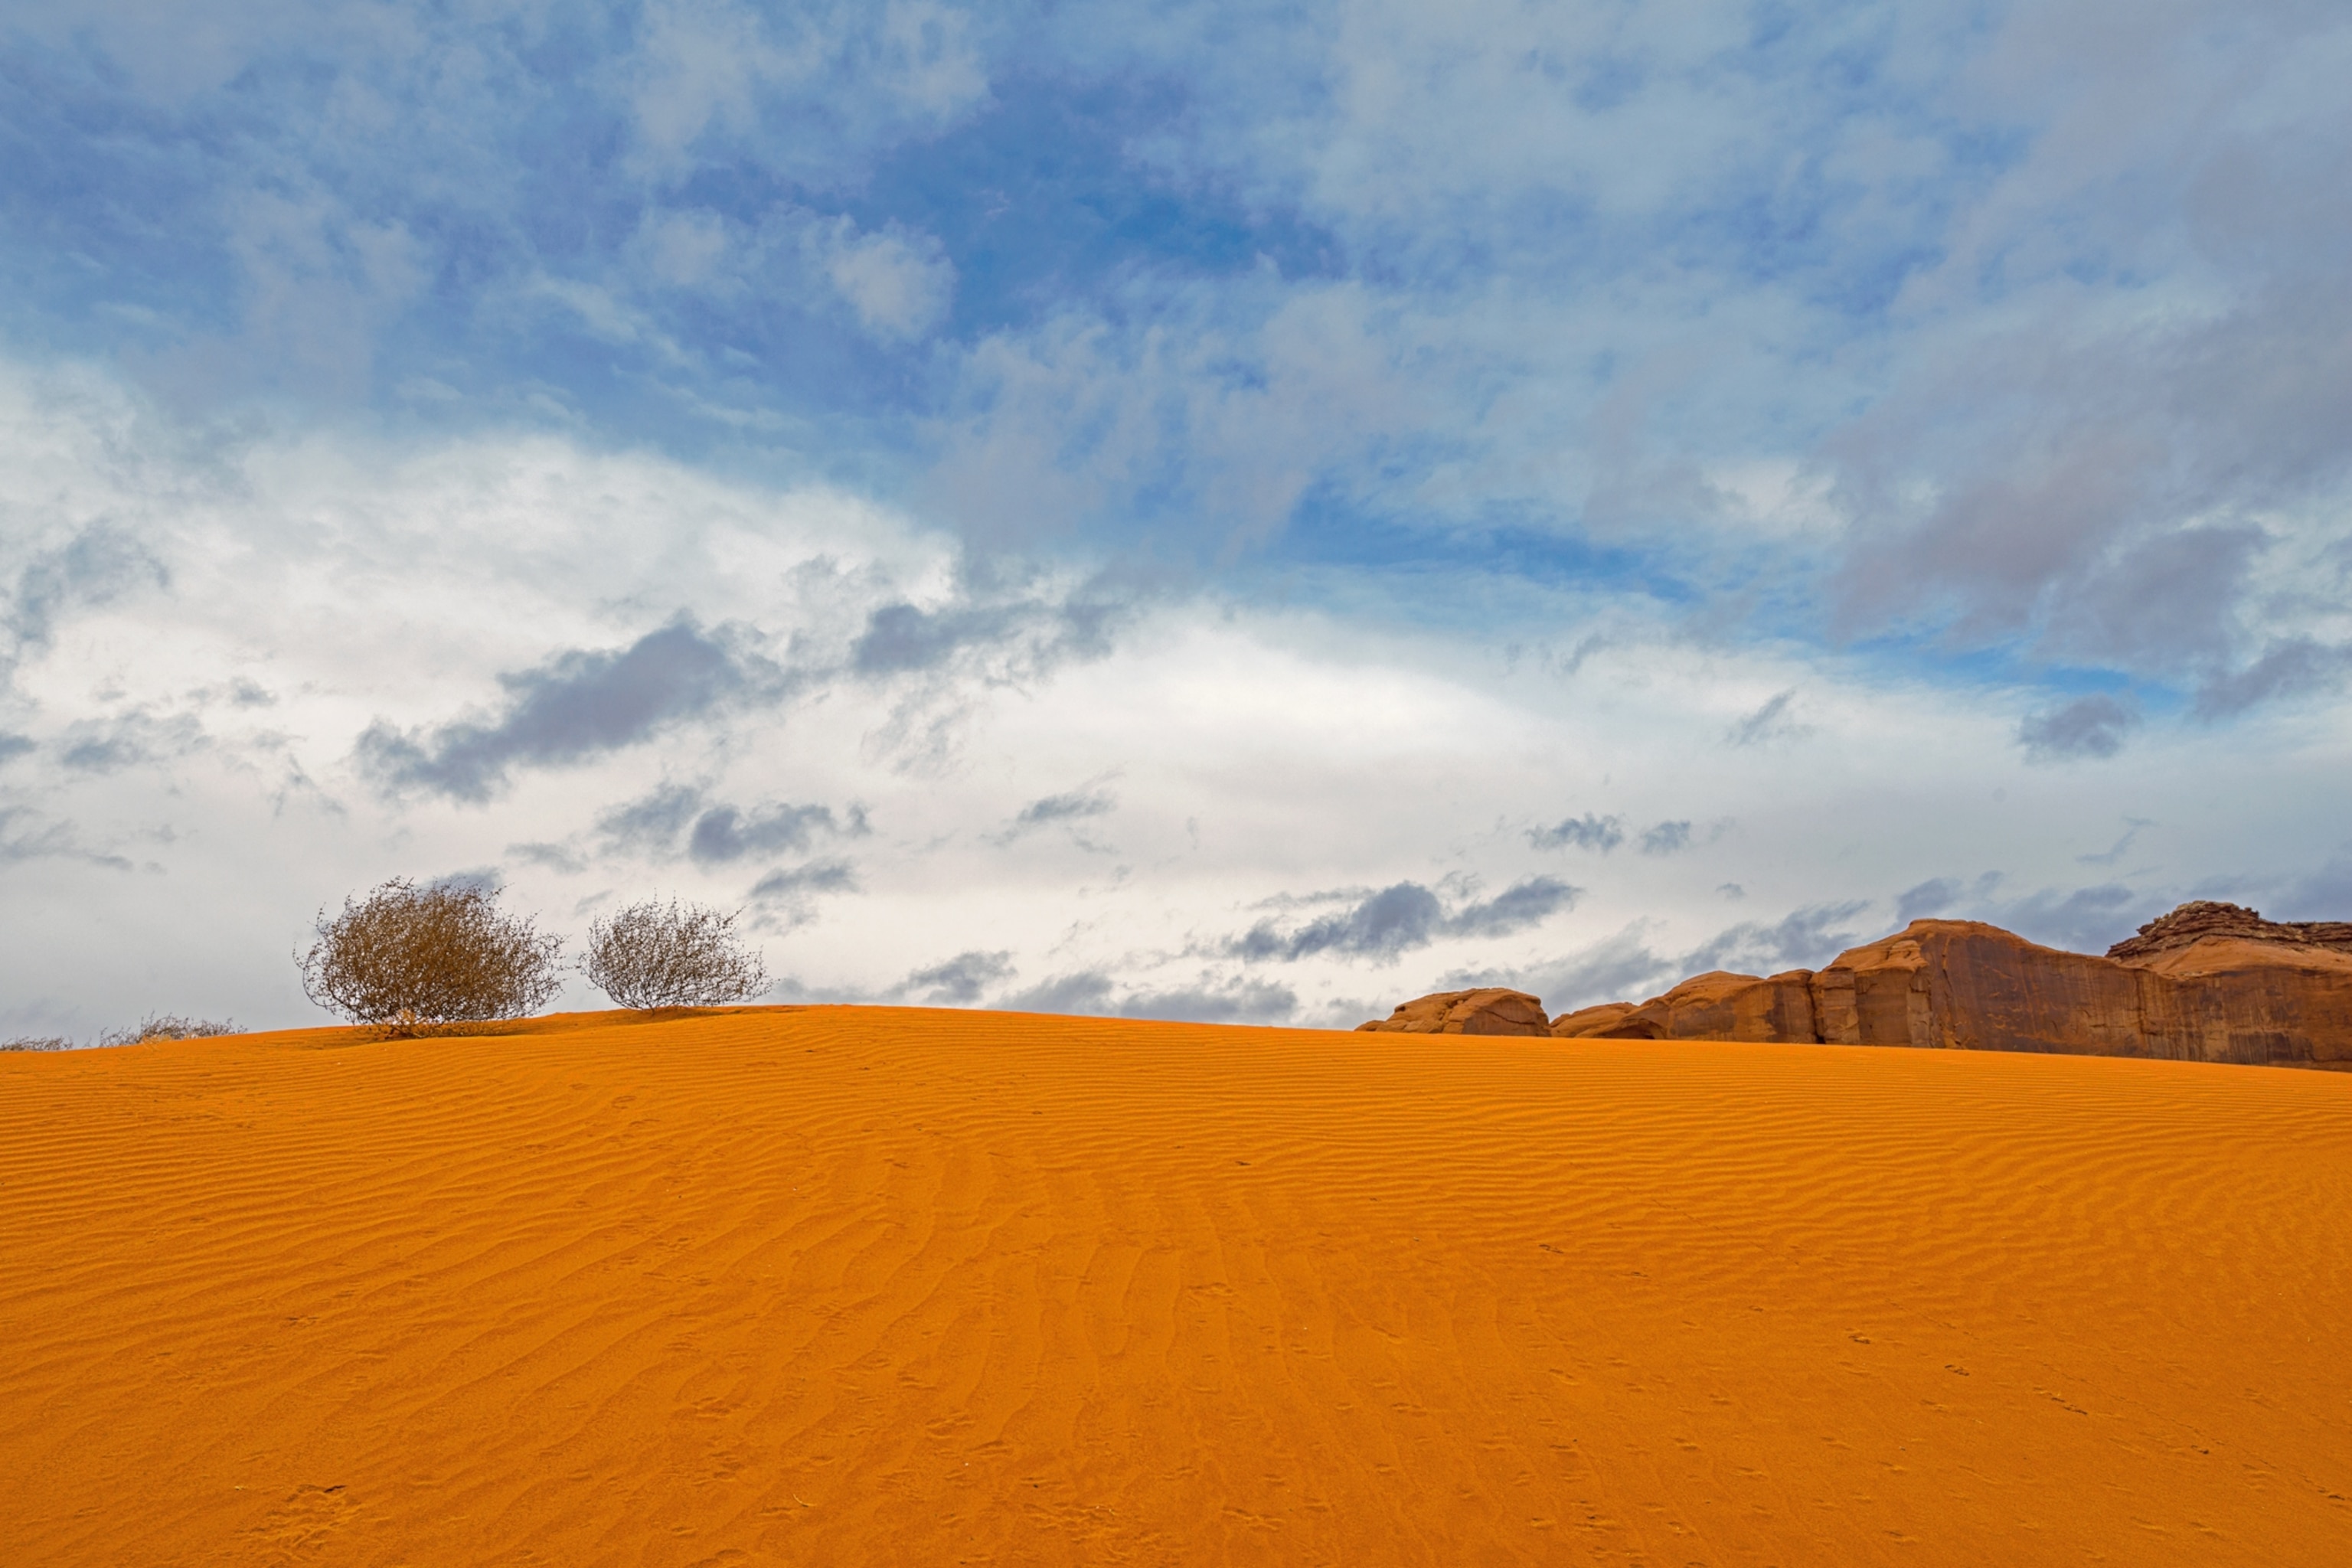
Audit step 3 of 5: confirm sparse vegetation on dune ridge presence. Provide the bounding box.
[100,1014,241,1047]
[283,879,773,1034]
[4,1016,240,1052]
[582,898,770,1012]
[298,877,565,1036]
[11,880,782,1047]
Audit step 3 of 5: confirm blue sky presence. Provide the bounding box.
[3,1,2349,1038]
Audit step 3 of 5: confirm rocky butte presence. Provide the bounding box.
[1361,902,2352,1070]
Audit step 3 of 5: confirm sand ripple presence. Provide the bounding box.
[3,1009,2347,1563]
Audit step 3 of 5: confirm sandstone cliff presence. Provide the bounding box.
[1374,902,2352,1069]
[1547,904,2352,1069]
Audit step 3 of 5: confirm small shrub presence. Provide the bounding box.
[98,1014,241,1047]
[583,899,770,1011]
[298,877,564,1034]
[1,1035,73,1053]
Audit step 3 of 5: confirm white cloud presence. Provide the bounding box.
[625,0,988,172]
[814,220,957,341]
[8,356,2351,1041]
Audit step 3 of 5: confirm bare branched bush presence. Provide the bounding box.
[583,899,770,1011]
[2,1035,74,1053]
[98,1014,241,1047]
[299,877,564,1034]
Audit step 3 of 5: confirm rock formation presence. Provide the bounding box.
[1547,1001,1638,1038]
[2104,899,2352,961]
[1356,988,1551,1037]
[1551,970,1818,1042]
[1370,903,2352,1069]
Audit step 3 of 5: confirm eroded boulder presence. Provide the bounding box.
[1558,969,1818,1042]
[1357,988,1551,1036]
[1549,1001,1641,1038]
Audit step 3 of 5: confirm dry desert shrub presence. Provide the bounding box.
[1,1035,74,1052]
[299,877,564,1034]
[583,898,770,1011]
[98,1014,241,1047]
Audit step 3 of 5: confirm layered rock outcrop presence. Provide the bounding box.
[1369,903,2352,1069]
[1560,906,2352,1069]
[1356,988,1550,1037]
[2105,900,2352,962]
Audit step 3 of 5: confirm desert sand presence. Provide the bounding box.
[3,1007,2347,1565]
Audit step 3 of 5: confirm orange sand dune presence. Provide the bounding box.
[4,1008,2349,1565]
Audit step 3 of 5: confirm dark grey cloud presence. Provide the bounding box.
[1726,690,1805,747]
[2077,819,2152,868]
[996,970,1117,1016]
[1480,926,1680,1014]
[1683,900,1873,976]
[901,949,1016,1005]
[1449,876,1580,937]
[1811,0,2352,688]
[507,841,585,874]
[1896,877,1962,924]
[1233,876,1577,963]
[688,802,845,864]
[1828,249,2352,704]
[2056,525,2266,671]
[1234,882,1442,962]
[1014,789,1115,828]
[1528,812,1623,852]
[749,858,857,903]
[0,732,34,766]
[0,807,132,870]
[358,616,771,801]
[853,603,1016,675]
[1993,883,2152,955]
[594,782,864,867]
[1638,820,1693,856]
[5,524,168,676]
[2191,638,2352,719]
[1113,978,1297,1024]
[1504,897,1873,1014]
[55,712,202,775]
[2017,694,2141,762]
[59,734,135,773]
[991,786,1117,847]
[1543,936,1679,1009]
[594,782,707,852]
[995,969,1297,1024]
[1886,870,2154,951]
[2275,850,2352,921]
[850,590,1122,680]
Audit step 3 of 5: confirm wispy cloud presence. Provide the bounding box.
[1529,813,1624,852]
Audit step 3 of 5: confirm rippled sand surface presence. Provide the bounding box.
[4,1007,2347,1564]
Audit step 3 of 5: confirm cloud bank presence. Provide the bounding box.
[2,3,2349,1036]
